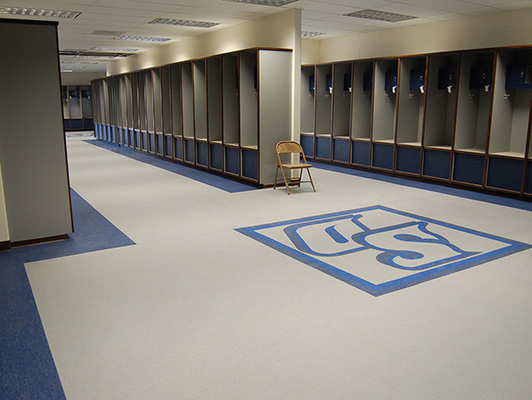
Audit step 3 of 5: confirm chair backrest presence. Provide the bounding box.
[276,140,308,164]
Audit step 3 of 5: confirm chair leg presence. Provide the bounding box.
[274,164,279,190]
[307,168,316,192]
[280,167,291,194]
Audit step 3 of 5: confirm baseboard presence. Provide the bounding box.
[0,240,11,251]
[11,234,67,248]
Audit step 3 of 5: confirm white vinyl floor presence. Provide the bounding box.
[25,135,532,399]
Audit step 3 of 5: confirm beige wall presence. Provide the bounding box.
[61,72,105,86]
[312,7,532,64]
[107,9,301,139]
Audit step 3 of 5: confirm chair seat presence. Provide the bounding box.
[279,163,312,169]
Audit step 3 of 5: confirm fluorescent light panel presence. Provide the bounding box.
[91,47,139,52]
[302,31,326,38]
[0,6,81,18]
[149,18,219,28]
[115,35,171,42]
[222,0,299,6]
[344,9,417,23]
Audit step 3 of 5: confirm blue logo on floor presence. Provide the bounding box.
[236,206,531,296]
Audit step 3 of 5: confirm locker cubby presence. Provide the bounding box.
[184,138,195,163]
[489,48,532,158]
[240,50,258,149]
[455,51,494,153]
[193,60,207,141]
[372,142,394,170]
[196,140,208,167]
[396,56,426,146]
[373,59,398,143]
[62,87,69,119]
[301,65,315,158]
[153,69,163,135]
[68,86,82,119]
[332,62,352,139]
[174,137,183,161]
[222,54,239,147]
[145,70,154,140]
[63,85,94,131]
[181,62,194,140]
[424,54,458,150]
[207,57,223,144]
[161,67,172,136]
[351,61,373,140]
[224,145,239,176]
[137,72,147,134]
[315,64,332,159]
[171,64,183,138]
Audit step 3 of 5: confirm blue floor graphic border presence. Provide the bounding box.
[87,139,257,193]
[0,189,135,399]
[312,162,532,212]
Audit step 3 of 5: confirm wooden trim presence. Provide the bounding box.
[12,234,67,248]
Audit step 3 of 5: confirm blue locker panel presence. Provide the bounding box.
[423,149,451,179]
[184,139,195,162]
[128,130,134,147]
[149,133,156,153]
[196,141,208,167]
[470,67,492,90]
[363,72,373,91]
[111,126,116,142]
[174,137,183,160]
[396,146,421,174]
[372,142,394,170]
[118,128,124,145]
[333,138,350,163]
[210,143,223,171]
[71,119,83,130]
[453,153,485,185]
[156,134,164,155]
[505,66,532,89]
[135,131,141,149]
[225,146,239,175]
[242,149,258,181]
[385,71,397,92]
[164,136,172,157]
[316,136,331,160]
[438,68,456,91]
[64,119,71,130]
[525,161,532,194]
[300,134,314,158]
[122,129,129,146]
[486,157,524,192]
[84,118,93,130]
[94,124,100,138]
[410,70,425,91]
[351,141,370,166]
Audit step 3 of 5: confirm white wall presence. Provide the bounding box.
[61,72,105,86]
[312,7,532,64]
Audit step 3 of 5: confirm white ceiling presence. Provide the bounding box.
[2,0,532,73]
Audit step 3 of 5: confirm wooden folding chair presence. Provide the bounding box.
[274,140,316,195]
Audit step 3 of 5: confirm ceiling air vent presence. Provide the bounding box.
[343,9,417,23]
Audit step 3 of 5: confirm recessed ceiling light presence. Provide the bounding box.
[0,6,81,18]
[344,9,417,23]
[149,18,219,28]
[302,31,326,38]
[222,0,299,6]
[91,47,139,52]
[114,35,171,42]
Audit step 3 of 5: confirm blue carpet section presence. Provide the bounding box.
[0,189,135,399]
[313,162,532,211]
[87,139,257,193]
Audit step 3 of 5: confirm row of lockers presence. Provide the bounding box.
[91,48,292,185]
[62,85,93,131]
[301,46,532,197]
